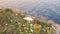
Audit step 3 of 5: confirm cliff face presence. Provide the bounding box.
[0,8,56,34]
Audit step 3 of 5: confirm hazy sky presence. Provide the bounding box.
[0,0,60,8]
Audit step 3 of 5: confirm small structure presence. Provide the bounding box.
[23,17,33,22]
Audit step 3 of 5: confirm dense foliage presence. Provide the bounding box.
[0,8,56,34]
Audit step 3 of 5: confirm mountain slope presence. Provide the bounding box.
[0,8,55,34]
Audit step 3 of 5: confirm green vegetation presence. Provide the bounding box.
[0,8,56,34]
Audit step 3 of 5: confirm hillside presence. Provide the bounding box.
[0,8,56,34]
